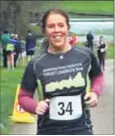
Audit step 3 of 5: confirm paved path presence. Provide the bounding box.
[91,59,114,135]
[11,59,114,135]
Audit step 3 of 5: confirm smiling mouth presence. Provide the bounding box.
[53,35,63,41]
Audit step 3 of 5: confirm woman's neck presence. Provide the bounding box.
[48,43,72,54]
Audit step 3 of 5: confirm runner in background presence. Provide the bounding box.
[97,36,108,70]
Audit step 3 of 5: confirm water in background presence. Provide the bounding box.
[69,18,113,43]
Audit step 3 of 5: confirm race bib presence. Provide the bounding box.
[49,95,83,120]
[100,48,105,52]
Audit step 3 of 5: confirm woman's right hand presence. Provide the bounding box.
[35,99,50,115]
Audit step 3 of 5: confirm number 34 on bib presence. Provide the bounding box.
[49,95,83,120]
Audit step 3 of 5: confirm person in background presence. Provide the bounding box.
[6,34,21,68]
[20,37,26,65]
[86,31,94,50]
[13,34,21,67]
[0,30,11,68]
[25,30,36,62]
[69,35,79,46]
[97,36,108,70]
[18,9,103,135]
[6,35,15,69]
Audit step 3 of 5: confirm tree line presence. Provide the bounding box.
[0,1,43,36]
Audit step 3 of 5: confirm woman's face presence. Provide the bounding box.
[45,13,69,48]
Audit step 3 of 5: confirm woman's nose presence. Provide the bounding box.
[54,25,60,32]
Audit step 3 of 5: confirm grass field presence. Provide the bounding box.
[0,66,25,134]
[31,1,113,15]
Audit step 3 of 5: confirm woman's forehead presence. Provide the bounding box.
[46,13,66,23]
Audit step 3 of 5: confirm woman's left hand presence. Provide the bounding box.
[84,92,98,107]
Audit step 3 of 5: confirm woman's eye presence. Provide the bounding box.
[59,24,64,27]
[48,24,54,28]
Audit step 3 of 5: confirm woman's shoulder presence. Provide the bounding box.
[74,46,92,53]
